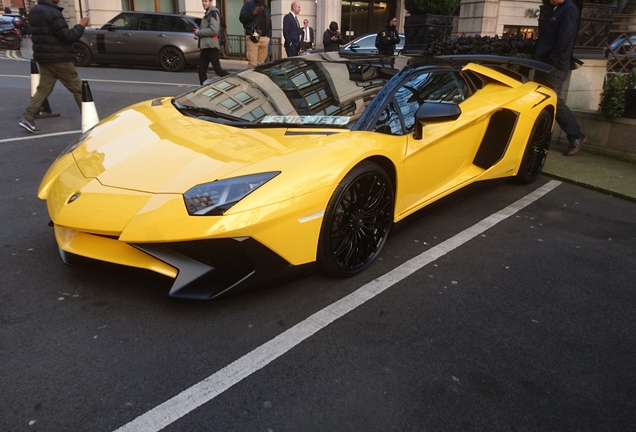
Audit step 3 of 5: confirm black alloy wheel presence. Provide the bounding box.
[318,161,394,277]
[159,46,185,72]
[515,109,553,184]
[73,43,93,67]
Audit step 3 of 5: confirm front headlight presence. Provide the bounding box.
[183,172,280,216]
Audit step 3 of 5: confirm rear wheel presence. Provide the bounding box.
[515,109,553,184]
[73,42,93,67]
[317,161,394,277]
[159,46,185,72]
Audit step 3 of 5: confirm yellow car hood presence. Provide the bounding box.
[73,101,313,194]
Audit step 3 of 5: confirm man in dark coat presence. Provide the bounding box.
[533,0,586,156]
[282,1,301,57]
[323,21,344,52]
[375,16,400,55]
[19,0,89,133]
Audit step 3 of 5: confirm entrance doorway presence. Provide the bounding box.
[341,1,397,42]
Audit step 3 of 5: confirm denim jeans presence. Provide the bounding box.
[534,68,583,142]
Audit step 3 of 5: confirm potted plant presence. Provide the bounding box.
[624,68,636,118]
[402,0,460,54]
[599,73,626,120]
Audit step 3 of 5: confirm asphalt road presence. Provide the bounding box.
[1,50,636,432]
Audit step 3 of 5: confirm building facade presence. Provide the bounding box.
[5,0,610,52]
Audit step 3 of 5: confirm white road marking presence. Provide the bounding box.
[0,130,81,144]
[0,74,198,87]
[113,180,562,432]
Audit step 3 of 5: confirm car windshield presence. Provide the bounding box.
[174,54,402,128]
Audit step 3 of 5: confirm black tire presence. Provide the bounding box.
[317,161,394,277]
[5,34,20,50]
[159,46,185,72]
[73,42,93,67]
[515,109,553,184]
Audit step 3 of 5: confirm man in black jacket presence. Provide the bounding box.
[19,0,89,133]
[534,0,586,156]
[375,17,400,56]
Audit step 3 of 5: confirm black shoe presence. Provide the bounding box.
[564,134,586,156]
[19,117,39,133]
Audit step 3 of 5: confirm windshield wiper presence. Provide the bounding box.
[173,101,245,123]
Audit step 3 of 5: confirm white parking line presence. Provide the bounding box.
[0,130,81,144]
[113,180,562,432]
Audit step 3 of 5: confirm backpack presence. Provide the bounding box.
[375,31,383,51]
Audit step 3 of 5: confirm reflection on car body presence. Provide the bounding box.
[38,53,557,300]
[73,11,201,72]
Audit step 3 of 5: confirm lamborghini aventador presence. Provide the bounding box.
[38,53,557,299]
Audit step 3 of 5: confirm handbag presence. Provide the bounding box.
[250,27,261,43]
[570,56,584,70]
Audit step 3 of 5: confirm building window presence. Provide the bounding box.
[503,26,537,40]
[121,0,177,13]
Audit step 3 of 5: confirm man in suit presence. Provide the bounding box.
[283,1,301,57]
[300,19,314,51]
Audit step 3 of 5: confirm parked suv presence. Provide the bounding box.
[73,12,201,72]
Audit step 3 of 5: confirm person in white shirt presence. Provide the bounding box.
[301,19,314,51]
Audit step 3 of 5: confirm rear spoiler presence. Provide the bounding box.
[435,55,553,74]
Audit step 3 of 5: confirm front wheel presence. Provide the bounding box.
[317,161,394,278]
[159,46,185,72]
[515,109,553,184]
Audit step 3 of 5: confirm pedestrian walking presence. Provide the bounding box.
[194,0,229,85]
[19,0,89,134]
[533,0,586,156]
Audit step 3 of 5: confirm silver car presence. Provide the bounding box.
[341,32,405,55]
[73,12,201,72]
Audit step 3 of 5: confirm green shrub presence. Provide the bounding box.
[417,34,537,58]
[599,74,626,120]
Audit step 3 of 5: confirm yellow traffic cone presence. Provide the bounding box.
[81,80,99,133]
[30,60,59,118]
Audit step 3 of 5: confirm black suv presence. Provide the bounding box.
[74,12,201,72]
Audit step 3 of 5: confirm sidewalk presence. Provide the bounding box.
[543,141,636,202]
[220,58,248,72]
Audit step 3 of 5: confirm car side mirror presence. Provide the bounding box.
[413,102,461,140]
[350,43,360,50]
[103,23,115,31]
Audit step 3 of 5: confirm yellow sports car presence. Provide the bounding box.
[38,53,556,299]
